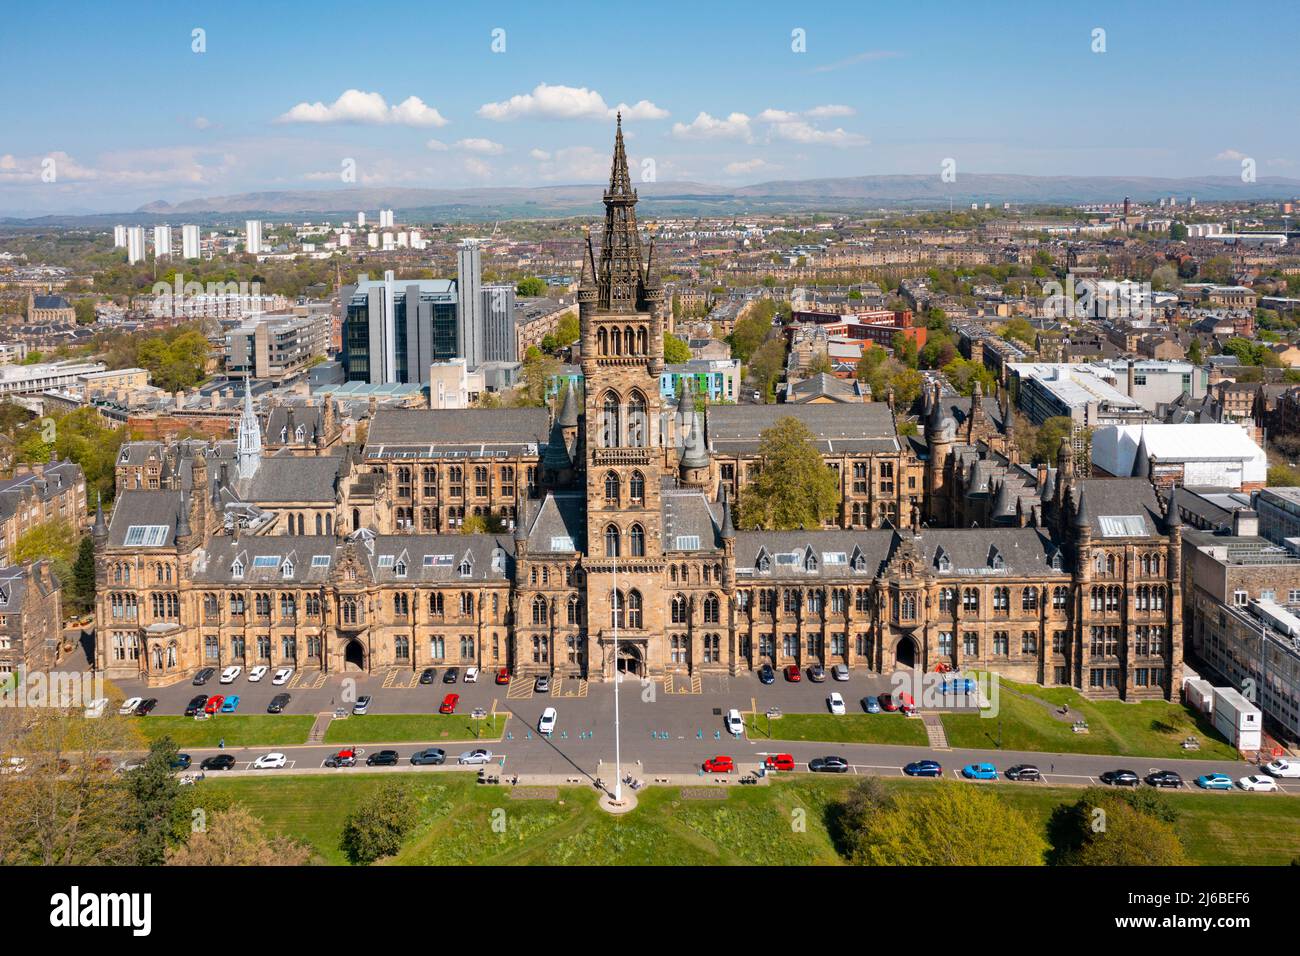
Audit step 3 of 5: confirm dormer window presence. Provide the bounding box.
[294,425,305,442]
[989,546,1004,570]
[458,560,472,577]
[281,560,293,578]
[394,560,407,578]
[936,547,951,572]
[231,560,244,579]
[1050,551,1063,571]
[804,551,818,572]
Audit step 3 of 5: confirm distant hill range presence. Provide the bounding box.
[6,173,1300,226]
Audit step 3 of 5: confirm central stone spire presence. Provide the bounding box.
[592,113,650,313]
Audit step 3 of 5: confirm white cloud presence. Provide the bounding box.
[671,112,754,142]
[425,138,449,151]
[1215,149,1248,161]
[277,89,448,127]
[463,158,491,178]
[190,116,213,130]
[478,83,666,122]
[756,109,798,123]
[530,145,609,181]
[724,158,779,176]
[455,138,505,155]
[806,104,855,118]
[529,148,552,161]
[768,120,867,148]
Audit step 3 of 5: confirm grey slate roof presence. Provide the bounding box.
[0,460,83,523]
[1073,478,1165,538]
[662,488,723,551]
[707,404,899,455]
[522,492,586,554]
[240,455,343,503]
[366,408,550,453]
[105,490,183,548]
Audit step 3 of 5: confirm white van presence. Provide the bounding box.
[1264,758,1300,779]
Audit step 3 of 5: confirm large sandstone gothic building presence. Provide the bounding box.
[95,121,1183,700]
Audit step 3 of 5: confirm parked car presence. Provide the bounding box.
[170,753,192,771]
[200,754,235,771]
[534,675,550,694]
[861,695,881,714]
[962,762,999,780]
[538,707,558,735]
[184,694,208,717]
[1238,775,1278,792]
[764,753,795,772]
[248,665,268,682]
[703,755,735,773]
[940,677,976,696]
[219,696,240,714]
[324,749,357,768]
[192,667,216,686]
[1196,772,1234,791]
[464,667,479,684]
[808,664,827,683]
[831,664,850,682]
[1264,758,1300,779]
[877,693,898,712]
[1100,769,1140,787]
[267,693,291,714]
[809,756,850,773]
[1145,770,1183,789]
[119,697,143,716]
[443,667,460,684]
[494,668,510,685]
[758,663,775,685]
[365,750,400,767]
[725,708,745,735]
[410,748,446,765]
[352,695,372,715]
[1005,764,1042,782]
[419,667,438,685]
[271,668,293,686]
[783,665,801,683]
[457,748,493,765]
[219,665,242,685]
[898,692,917,716]
[827,692,846,715]
[903,760,943,777]
[203,695,224,715]
[439,693,460,714]
[252,753,286,770]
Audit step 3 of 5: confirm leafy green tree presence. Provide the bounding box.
[555,313,579,346]
[127,737,183,865]
[747,338,786,403]
[664,333,691,364]
[1033,416,1074,465]
[70,535,96,614]
[737,418,841,530]
[1000,317,1036,347]
[1187,337,1203,365]
[341,783,416,864]
[849,782,1045,865]
[729,307,773,363]
[515,276,547,297]
[1047,790,1187,866]
[167,806,312,866]
[891,332,918,369]
[1169,222,1188,241]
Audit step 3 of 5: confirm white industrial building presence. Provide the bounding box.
[1091,423,1268,490]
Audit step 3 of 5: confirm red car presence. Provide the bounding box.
[203,695,224,714]
[783,665,801,683]
[877,693,898,712]
[703,755,735,773]
[764,753,795,772]
[439,693,460,715]
[495,668,510,685]
[898,692,917,715]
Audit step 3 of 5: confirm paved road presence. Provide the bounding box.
[125,670,1300,796]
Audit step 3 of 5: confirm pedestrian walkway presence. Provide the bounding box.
[922,713,950,750]
[308,711,333,744]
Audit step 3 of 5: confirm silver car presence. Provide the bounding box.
[457,748,494,765]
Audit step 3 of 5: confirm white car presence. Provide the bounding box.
[271,667,293,686]
[248,665,269,683]
[827,692,846,715]
[252,753,287,770]
[219,665,242,684]
[118,697,143,716]
[464,666,479,684]
[457,748,493,765]
[84,698,109,719]
[1238,774,1278,792]
[538,706,557,735]
[725,708,745,736]
[1264,758,1300,779]
[831,664,850,682]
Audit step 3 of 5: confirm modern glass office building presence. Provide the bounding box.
[341,272,458,385]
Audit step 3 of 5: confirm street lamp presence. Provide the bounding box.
[612,553,623,803]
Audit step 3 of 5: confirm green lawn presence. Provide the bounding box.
[140,715,314,747]
[940,677,1239,761]
[745,712,929,746]
[203,773,1300,866]
[323,713,507,744]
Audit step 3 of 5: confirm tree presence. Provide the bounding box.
[515,276,547,298]
[1187,337,1203,365]
[340,783,416,864]
[514,349,559,408]
[1047,790,1187,866]
[126,737,183,865]
[729,308,772,363]
[69,533,96,615]
[891,332,918,369]
[737,418,841,531]
[1000,317,1036,347]
[747,338,786,404]
[166,806,312,866]
[555,312,579,346]
[1033,416,1074,465]
[663,333,691,365]
[1169,222,1188,242]
[848,782,1046,866]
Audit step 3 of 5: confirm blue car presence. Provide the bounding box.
[940,677,976,696]
[903,760,943,777]
[220,695,240,713]
[758,664,775,685]
[862,695,881,714]
[1196,772,1234,791]
[961,762,998,780]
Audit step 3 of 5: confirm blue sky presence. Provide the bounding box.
[1,0,1297,214]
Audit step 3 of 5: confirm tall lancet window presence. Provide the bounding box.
[602,394,621,448]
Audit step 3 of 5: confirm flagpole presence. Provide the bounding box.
[612,551,622,803]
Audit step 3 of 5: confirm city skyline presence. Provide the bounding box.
[2,0,1298,215]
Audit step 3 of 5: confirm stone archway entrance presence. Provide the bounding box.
[343,638,366,671]
[895,635,918,669]
[616,644,644,678]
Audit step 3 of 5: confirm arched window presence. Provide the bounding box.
[627,589,643,629]
[604,471,620,504]
[532,595,548,625]
[629,523,645,557]
[611,590,624,628]
[602,393,621,448]
[597,326,608,355]
[605,524,620,557]
[624,326,635,355]
[636,326,647,355]
[610,325,622,355]
[627,391,647,447]
[672,593,688,624]
[567,593,582,625]
[703,592,720,624]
